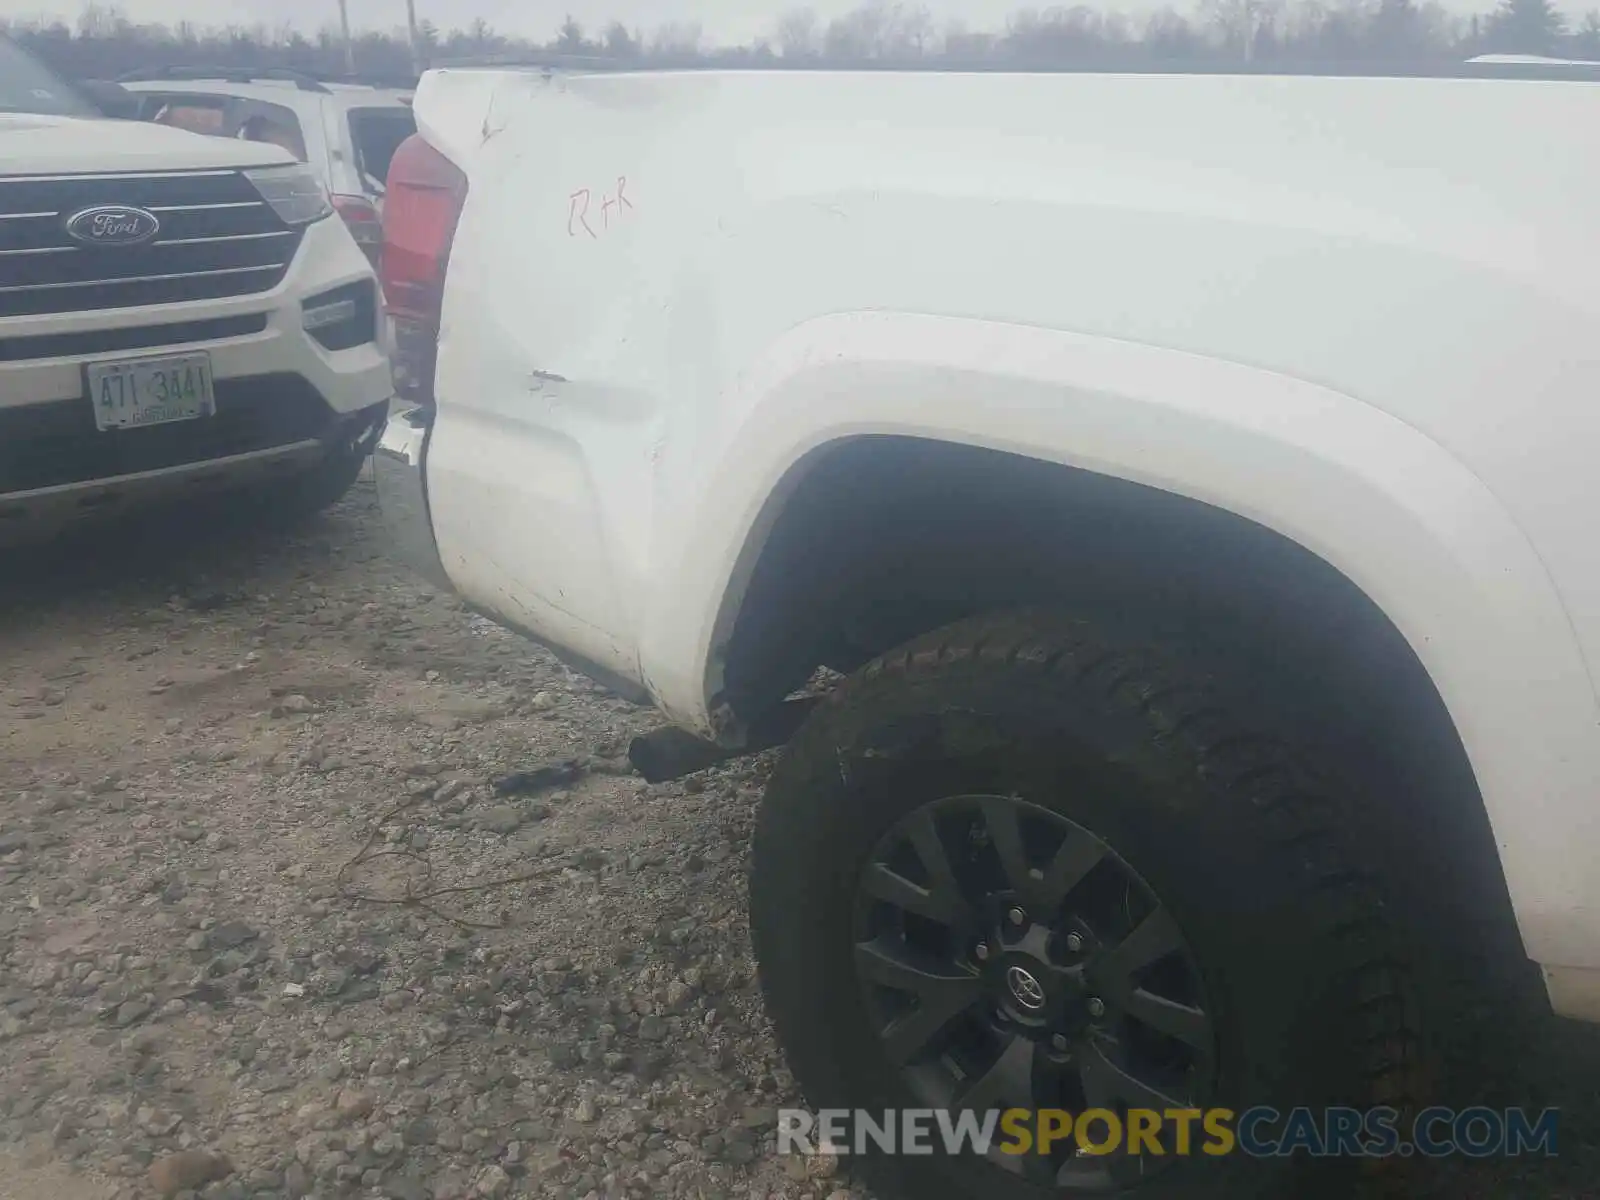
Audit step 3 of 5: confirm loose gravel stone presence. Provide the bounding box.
[477,805,523,835]
[148,1150,233,1196]
[335,1089,376,1123]
[384,1176,431,1200]
[208,921,259,949]
[111,997,151,1027]
[473,1164,511,1198]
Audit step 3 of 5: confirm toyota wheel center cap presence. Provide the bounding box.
[1005,964,1048,1011]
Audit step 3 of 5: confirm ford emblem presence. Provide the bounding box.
[63,205,161,248]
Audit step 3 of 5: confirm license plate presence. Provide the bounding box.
[87,353,215,431]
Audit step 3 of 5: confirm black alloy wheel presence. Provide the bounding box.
[855,793,1213,1190]
[751,611,1421,1200]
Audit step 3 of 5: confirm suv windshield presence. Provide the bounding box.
[0,37,96,117]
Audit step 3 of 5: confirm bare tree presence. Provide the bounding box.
[651,21,705,57]
[1485,0,1568,50]
[1573,8,1600,52]
[824,1,890,59]
[1143,8,1209,57]
[555,14,590,55]
[890,5,939,56]
[774,8,821,58]
[1200,0,1282,58]
[1367,0,1434,57]
[77,2,129,39]
[1004,6,1126,64]
[602,21,640,58]
[11,0,1583,83]
[943,20,998,59]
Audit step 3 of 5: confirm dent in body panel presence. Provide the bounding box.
[426,83,666,687]
[428,311,639,681]
[426,402,638,680]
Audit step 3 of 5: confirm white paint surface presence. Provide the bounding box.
[413,67,1600,1012]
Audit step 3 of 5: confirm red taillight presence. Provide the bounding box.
[332,193,383,269]
[380,134,467,407]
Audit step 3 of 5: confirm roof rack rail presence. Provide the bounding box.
[115,65,333,93]
[320,71,420,89]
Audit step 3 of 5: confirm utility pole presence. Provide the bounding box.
[337,0,356,74]
[406,0,422,73]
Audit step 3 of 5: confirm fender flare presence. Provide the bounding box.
[638,310,1600,975]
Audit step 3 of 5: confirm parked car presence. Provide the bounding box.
[74,78,141,119]
[377,59,1600,1197]
[118,67,417,267]
[0,37,391,545]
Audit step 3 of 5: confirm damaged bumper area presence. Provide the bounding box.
[373,402,452,592]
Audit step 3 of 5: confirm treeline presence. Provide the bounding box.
[5,0,1597,83]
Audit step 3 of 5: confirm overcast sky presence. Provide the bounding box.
[0,0,1506,46]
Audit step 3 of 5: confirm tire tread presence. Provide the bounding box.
[768,610,1422,1130]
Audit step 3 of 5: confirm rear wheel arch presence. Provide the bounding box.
[716,435,1545,1045]
[679,314,1598,987]
[712,432,1478,779]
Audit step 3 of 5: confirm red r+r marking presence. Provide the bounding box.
[570,177,634,237]
[567,188,595,239]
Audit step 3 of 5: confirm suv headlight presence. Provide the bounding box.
[244,164,333,226]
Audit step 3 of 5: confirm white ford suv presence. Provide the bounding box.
[0,38,392,544]
[118,68,417,269]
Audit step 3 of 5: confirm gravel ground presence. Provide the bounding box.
[1,477,1597,1200]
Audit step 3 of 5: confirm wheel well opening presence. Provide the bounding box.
[717,435,1523,978]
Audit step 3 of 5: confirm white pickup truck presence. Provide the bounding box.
[377,61,1600,1194]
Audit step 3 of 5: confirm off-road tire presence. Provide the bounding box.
[750,610,1422,1199]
